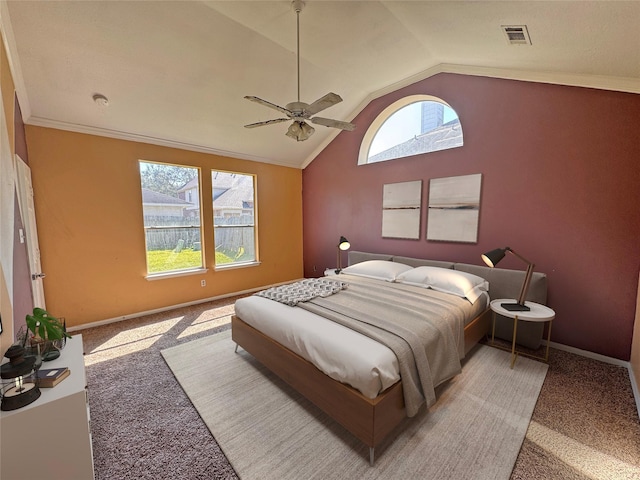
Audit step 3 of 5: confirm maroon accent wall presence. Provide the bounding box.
[302,73,640,361]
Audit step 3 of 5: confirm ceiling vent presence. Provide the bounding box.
[501,25,531,45]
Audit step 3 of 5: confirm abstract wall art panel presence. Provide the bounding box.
[427,173,482,243]
[382,180,422,239]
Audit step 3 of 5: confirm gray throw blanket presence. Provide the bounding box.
[297,275,467,417]
[255,278,348,306]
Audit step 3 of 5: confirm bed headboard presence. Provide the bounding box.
[347,251,548,305]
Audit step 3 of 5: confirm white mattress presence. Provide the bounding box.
[234,278,488,399]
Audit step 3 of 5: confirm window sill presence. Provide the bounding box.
[146,268,208,281]
[214,261,261,272]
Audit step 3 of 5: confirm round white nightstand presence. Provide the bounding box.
[489,299,555,368]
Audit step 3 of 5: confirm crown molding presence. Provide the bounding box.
[442,64,640,95]
[18,62,640,172]
[26,116,301,169]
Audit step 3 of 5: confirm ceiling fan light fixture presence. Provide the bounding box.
[286,121,315,141]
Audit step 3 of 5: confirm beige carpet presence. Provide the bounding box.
[162,330,548,480]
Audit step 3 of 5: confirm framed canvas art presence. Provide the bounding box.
[427,173,482,243]
[382,180,422,239]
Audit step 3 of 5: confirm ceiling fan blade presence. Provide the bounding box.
[244,118,290,129]
[311,116,356,131]
[305,93,343,115]
[244,96,292,116]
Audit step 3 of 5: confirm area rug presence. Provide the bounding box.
[161,330,548,480]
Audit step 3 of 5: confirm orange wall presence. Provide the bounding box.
[25,126,303,327]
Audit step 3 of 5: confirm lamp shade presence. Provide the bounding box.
[335,236,350,273]
[481,248,507,268]
[481,246,535,311]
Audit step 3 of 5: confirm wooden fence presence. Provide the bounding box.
[143,215,254,260]
[214,215,255,260]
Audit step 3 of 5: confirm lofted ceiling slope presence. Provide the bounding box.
[1,1,639,169]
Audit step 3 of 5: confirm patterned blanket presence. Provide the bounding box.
[255,278,348,306]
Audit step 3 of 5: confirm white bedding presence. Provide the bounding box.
[234,275,488,399]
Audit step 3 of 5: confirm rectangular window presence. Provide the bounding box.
[139,161,203,275]
[212,170,257,267]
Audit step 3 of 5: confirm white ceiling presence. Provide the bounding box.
[2,1,639,169]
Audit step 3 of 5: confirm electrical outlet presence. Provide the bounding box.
[201,280,206,287]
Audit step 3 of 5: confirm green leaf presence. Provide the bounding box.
[25,308,71,340]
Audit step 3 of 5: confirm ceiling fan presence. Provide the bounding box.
[244,0,356,141]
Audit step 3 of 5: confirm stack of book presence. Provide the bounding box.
[36,367,70,388]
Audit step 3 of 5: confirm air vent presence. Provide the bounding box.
[501,25,531,45]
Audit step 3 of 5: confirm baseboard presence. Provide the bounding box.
[546,340,640,417]
[630,364,640,419]
[67,278,303,333]
[546,340,628,366]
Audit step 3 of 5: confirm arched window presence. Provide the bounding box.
[358,95,463,165]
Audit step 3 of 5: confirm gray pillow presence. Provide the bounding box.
[347,251,393,266]
[392,255,455,269]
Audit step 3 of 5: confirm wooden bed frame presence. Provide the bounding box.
[231,307,491,465]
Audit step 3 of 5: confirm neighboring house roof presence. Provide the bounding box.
[215,185,252,210]
[142,188,191,206]
[143,174,252,211]
[214,174,254,210]
[177,177,198,193]
[212,171,239,190]
[369,119,463,163]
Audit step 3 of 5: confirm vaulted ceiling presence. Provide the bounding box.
[2,1,639,168]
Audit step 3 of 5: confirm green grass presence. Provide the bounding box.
[146,249,201,273]
[146,249,235,273]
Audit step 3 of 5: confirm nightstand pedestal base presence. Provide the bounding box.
[488,299,555,369]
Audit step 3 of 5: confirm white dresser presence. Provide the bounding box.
[0,335,94,479]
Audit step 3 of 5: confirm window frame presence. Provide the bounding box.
[358,94,461,165]
[211,169,259,270]
[139,160,205,278]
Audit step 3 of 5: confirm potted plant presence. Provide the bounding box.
[24,308,71,361]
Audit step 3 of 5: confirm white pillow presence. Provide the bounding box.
[396,266,489,304]
[341,260,413,282]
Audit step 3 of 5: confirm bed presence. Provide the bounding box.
[231,252,548,465]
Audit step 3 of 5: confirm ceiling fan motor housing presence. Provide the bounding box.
[285,102,309,116]
[292,0,305,14]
